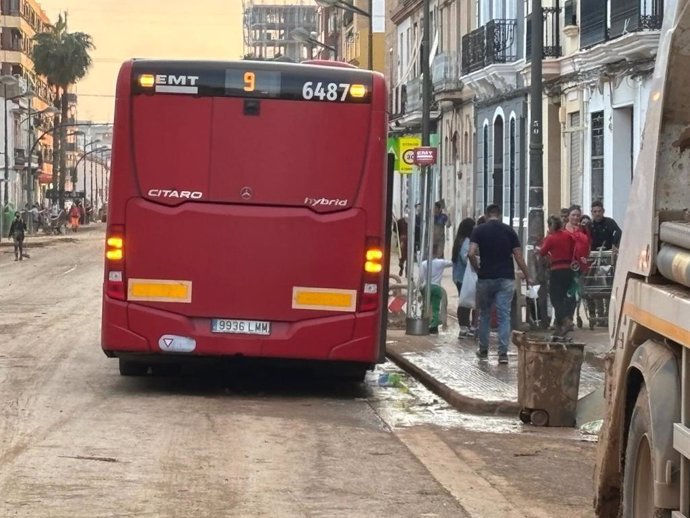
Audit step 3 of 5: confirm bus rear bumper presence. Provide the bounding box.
[101,299,381,364]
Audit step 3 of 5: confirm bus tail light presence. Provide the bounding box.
[106,226,126,300]
[360,239,383,312]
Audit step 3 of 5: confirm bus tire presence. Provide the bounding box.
[119,358,148,377]
[622,385,671,518]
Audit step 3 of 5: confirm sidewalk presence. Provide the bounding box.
[0,223,103,262]
[388,251,611,424]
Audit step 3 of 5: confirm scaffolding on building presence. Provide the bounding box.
[242,0,318,61]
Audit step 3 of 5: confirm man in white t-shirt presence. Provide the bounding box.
[419,253,453,334]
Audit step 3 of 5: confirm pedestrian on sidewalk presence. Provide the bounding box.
[539,216,577,338]
[8,212,27,261]
[432,202,450,257]
[452,217,476,337]
[396,214,408,277]
[468,204,531,364]
[419,252,453,335]
[69,202,81,232]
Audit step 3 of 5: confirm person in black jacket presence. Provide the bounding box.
[590,201,622,251]
[8,212,27,261]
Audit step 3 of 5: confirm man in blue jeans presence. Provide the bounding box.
[468,204,531,364]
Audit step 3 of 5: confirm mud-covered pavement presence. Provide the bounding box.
[0,229,596,517]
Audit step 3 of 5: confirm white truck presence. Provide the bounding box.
[595,1,690,516]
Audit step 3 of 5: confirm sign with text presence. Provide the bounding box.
[398,136,421,173]
[413,147,437,165]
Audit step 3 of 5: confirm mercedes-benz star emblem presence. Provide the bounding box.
[240,187,253,200]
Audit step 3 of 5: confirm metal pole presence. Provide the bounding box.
[528,0,544,249]
[82,137,87,205]
[1,85,6,241]
[95,152,99,213]
[4,85,9,206]
[421,0,433,328]
[89,155,94,216]
[26,98,32,207]
[367,0,373,70]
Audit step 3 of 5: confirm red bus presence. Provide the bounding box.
[102,59,390,380]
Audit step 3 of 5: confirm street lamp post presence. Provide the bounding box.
[291,28,337,60]
[420,0,434,329]
[26,105,58,207]
[315,0,373,70]
[81,139,100,220]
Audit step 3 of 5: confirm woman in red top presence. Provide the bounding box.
[540,216,576,337]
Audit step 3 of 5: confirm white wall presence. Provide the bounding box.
[583,75,653,225]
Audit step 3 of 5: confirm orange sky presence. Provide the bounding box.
[36,0,245,122]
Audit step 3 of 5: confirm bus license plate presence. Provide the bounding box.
[211,319,271,335]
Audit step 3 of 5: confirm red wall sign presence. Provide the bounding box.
[413,147,437,165]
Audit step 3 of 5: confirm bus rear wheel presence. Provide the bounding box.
[119,358,149,377]
[622,385,671,518]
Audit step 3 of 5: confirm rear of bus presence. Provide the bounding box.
[101,59,389,377]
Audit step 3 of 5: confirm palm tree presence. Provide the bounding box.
[31,13,94,207]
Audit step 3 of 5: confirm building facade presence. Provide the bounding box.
[242,0,318,61]
[0,0,55,209]
[554,0,664,224]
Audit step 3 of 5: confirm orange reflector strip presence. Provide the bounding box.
[292,287,357,312]
[139,74,155,88]
[128,279,192,303]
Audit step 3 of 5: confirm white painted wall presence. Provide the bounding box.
[582,75,654,225]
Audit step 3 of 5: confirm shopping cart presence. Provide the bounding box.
[579,249,616,330]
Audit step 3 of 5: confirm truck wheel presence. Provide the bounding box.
[622,385,671,518]
[119,358,148,376]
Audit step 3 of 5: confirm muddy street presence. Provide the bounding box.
[0,229,596,517]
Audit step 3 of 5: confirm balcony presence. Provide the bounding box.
[13,148,26,166]
[574,0,663,72]
[461,19,518,75]
[1,38,31,54]
[432,52,462,98]
[461,19,521,101]
[525,7,562,61]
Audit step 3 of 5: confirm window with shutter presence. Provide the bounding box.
[564,0,577,26]
[610,0,639,38]
[580,0,607,48]
[569,112,583,207]
[591,111,605,203]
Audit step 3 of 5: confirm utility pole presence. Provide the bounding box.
[421,0,433,325]
[528,0,544,249]
[407,0,433,335]
[528,0,548,326]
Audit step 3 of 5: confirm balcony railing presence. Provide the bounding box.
[432,52,462,92]
[525,7,562,61]
[461,19,518,75]
[14,148,26,166]
[610,0,663,38]
[1,38,31,54]
[582,0,663,49]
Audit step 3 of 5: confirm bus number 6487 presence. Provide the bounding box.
[302,82,351,102]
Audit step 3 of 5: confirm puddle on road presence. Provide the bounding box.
[367,362,596,441]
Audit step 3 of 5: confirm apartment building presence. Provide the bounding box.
[0,0,55,208]
[555,0,664,223]
[242,0,318,61]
